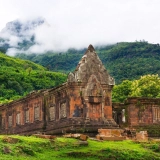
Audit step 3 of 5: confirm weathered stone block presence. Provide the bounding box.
[136,131,148,141]
[79,134,88,141]
[98,129,111,137]
[111,129,122,137]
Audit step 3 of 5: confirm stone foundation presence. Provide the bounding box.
[96,129,126,141]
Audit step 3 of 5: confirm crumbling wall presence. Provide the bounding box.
[113,98,160,136]
[0,92,45,134]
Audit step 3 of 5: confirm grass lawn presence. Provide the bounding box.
[0,135,160,160]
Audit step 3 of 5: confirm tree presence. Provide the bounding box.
[112,74,160,102]
[112,80,132,102]
[130,74,160,98]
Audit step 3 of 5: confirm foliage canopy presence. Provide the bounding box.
[0,52,67,104]
[112,74,160,102]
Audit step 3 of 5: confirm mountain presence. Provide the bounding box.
[1,19,160,84]
[1,18,45,36]
[15,41,160,84]
[0,17,45,53]
[0,52,66,104]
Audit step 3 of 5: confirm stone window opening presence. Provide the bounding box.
[0,116,5,129]
[121,109,126,123]
[153,107,160,122]
[2,117,5,129]
[25,110,29,123]
[49,104,55,121]
[60,103,67,119]
[34,105,40,121]
[8,115,12,127]
[16,112,21,125]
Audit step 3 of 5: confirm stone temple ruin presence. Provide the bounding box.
[113,97,160,137]
[0,44,160,138]
[0,45,118,135]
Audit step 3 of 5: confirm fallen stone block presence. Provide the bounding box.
[111,129,122,137]
[79,134,88,141]
[96,135,101,140]
[71,134,81,138]
[63,134,72,138]
[136,131,148,141]
[98,129,111,137]
[98,129,124,137]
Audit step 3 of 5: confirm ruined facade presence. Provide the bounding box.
[113,97,160,136]
[0,45,117,135]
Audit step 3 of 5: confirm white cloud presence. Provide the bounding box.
[7,48,20,56]
[0,0,160,55]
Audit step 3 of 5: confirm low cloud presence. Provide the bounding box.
[29,22,65,53]
[0,0,160,56]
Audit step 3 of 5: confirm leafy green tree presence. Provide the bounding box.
[130,74,160,98]
[112,80,132,102]
[112,74,160,102]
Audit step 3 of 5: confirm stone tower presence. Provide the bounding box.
[68,44,114,85]
[68,44,117,127]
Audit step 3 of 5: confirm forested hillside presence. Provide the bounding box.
[0,52,67,104]
[15,41,160,84]
[100,41,160,83]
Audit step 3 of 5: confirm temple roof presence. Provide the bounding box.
[67,44,114,85]
[87,44,95,52]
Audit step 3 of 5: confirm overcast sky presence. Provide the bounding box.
[0,0,160,54]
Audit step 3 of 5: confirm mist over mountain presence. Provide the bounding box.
[0,17,46,55]
[2,18,45,36]
[0,18,115,56]
[1,19,160,85]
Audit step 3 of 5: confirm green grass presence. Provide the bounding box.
[0,135,160,160]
